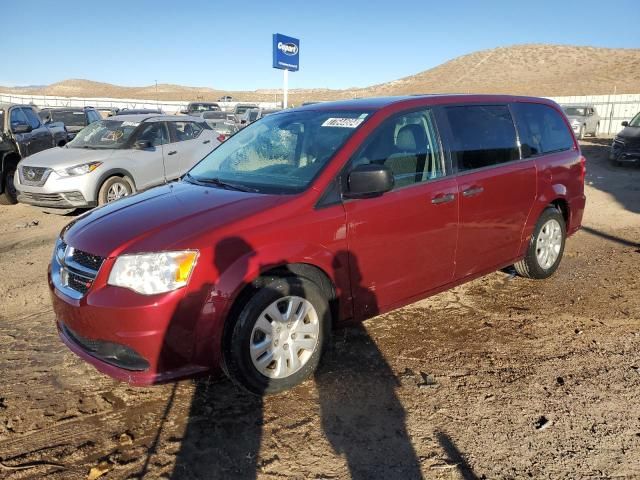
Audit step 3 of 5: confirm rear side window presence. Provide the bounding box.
[171,121,203,142]
[445,105,519,171]
[512,103,574,157]
[351,108,445,189]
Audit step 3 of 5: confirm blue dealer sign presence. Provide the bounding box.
[272,33,299,71]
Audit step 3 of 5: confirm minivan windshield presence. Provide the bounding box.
[68,119,140,149]
[187,109,370,193]
[563,107,587,116]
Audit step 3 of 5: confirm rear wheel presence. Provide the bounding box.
[98,176,133,205]
[514,207,566,279]
[592,123,600,138]
[223,276,330,395]
[0,165,18,205]
[578,125,585,140]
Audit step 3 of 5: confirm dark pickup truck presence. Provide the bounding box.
[0,103,68,204]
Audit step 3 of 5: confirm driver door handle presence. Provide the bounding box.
[203,140,211,144]
[167,150,177,156]
[431,193,455,205]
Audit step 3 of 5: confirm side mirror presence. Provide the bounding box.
[344,164,394,199]
[622,121,629,127]
[12,123,32,134]
[134,139,152,150]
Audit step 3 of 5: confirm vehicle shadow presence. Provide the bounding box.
[580,139,640,216]
[156,238,422,479]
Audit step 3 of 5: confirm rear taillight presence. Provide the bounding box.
[217,134,226,142]
[579,155,586,182]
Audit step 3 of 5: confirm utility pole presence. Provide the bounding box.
[155,80,158,107]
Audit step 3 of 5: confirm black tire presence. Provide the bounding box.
[0,165,18,205]
[578,125,585,140]
[223,276,330,395]
[592,123,600,138]
[98,176,133,205]
[514,207,566,279]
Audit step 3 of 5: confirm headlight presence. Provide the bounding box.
[56,161,102,177]
[108,251,199,295]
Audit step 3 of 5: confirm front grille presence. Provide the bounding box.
[67,271,92,294]
[71,249,105,271]
[19,166,51,186]
[62,324,150,371]
[52,240,104,298]
[20,191,64,202]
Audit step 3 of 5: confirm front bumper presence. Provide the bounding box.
[14,168,98,209]
[48,249,219,385]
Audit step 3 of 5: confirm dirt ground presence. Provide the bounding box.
[0,139,639,480]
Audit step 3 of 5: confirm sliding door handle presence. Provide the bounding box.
[167,150,177,156]
[462,186,484,197]
[431,193,456,205]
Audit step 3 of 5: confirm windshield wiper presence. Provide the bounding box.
[184,173,258,192]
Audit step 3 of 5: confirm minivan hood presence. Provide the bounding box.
[62,182,289,257]
[19,146,116,169]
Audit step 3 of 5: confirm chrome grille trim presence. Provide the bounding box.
[51,239,104,299]
[19,166,52,186]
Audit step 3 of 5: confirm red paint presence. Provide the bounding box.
[49,95,585,385]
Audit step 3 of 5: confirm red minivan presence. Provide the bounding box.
[49,95,586,394]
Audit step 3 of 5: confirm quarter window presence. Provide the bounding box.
[445,105,519,171]
[350,109,445,189]
[512,103,574,156]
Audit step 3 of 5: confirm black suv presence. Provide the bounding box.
[39,107,102,141]
[0,103,67,204]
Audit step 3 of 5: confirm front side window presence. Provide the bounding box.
[446,105,519,171]
[87,110,101,123]
[188,109,370,193]
[68,119,140,149]
[350,108,444,189]
[512,103,574,156]
[136,122,168,147]
[23,108,41,129]
[10,108,29,130]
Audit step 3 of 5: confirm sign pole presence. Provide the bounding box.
[283,69,289,109]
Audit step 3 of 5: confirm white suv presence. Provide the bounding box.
[15,114,219,211]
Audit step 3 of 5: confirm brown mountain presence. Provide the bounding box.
[2,44,638,105]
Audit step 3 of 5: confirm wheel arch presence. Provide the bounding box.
[0,151,21,194]
[95,168,137,201]
[222,261,338,347]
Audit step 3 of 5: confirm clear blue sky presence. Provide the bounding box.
[4,0,639,91]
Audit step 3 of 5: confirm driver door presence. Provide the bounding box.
[128,122,169,190]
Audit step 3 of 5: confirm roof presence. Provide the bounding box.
[0,102,31,111]
[293,94,559,112]
[107,113,203,123]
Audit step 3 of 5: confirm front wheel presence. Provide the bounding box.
[223,276,330,395]
[98,176,133,205]
[514,207,566,279]
[0,166,18,205]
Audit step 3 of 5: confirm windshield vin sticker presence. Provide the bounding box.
[322,117,365,128]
